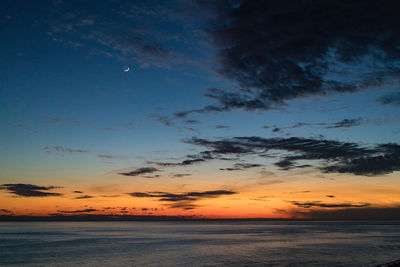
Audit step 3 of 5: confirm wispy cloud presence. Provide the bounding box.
[378,92,400,106]
[172,173,192,178]
[119,167,159,177]
[290,201,370,209]
[74,195,94,199]
[58,209,97,213]
[154,158,206,167]
[220,163,263,171]
[41,0,208,70]
[44,146,87,153]
[97,154,129,160]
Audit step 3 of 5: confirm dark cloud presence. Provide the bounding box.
[270,118,364,131]
[220,163,262,171]
[184,119,200,124]
[290,201,370,209]
[378,92,400,106]
[274,159,294,171]
[128,190,235,202]
[174,103,228,118]
[326,195,335,198]
[74,195,94,199]
[142,175,161,179]
[150,114,174,127]
[326,118,363,128]
[322,143,400,176]
[128,190,236,209]
[73,190,83,194]
[216,125,230,129]
[0,184,62,197]
[167,201,197,210]
[177,0,400,116]
[155,158,206,167]
[58,209,97,213]
[185,136,400,176]
[119,167,159,176]
[173,173,192,178]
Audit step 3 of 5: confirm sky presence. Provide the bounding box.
[1,0,400,220]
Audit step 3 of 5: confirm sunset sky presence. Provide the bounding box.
[1,0,400,220]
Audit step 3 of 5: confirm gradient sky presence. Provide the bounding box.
[1,0,400,219]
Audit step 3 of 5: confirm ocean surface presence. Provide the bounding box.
[0,221,399,266]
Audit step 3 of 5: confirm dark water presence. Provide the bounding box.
[0,221,399,266]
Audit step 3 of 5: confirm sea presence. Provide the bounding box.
[0,221,399,266]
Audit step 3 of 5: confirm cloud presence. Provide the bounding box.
[97,154,129,160]
[119,167,159,176]
[220,163,263,171]
[149,114,174,127]
[290,201,370,209]
[74,195,94,199]
[44,146,87,153]
[58,209,97,213]
[176,0,400,115]
[378,92,400,106]
[142,175,161,179]
[184,119,200,124]
[267,118,364,132]
[326,118,363,128]
[0,184,62,197]
[128,190,236,201]
[41,0,207,70]
[45,5,171,64]
[0,209,12,213]
[274,159,294,171]
[167,201,197,210]
[14,124,39,134]
[128,190,236,209]
[216,125,230,129]
[101,195,121,198]
[321,143,400,176]
[73,190,83,194]
[184,136,400,176]
[172,173,192,177]
[154,158,207,167]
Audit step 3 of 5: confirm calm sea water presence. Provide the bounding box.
[0,221,399,266]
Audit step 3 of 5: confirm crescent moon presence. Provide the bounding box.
[123,66,130,72]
